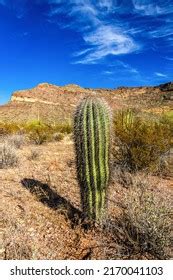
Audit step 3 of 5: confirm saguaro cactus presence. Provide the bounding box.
[74,97,111,222]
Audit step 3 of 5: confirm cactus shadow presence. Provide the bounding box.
[21,178,82,226]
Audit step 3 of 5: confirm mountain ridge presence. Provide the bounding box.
[0,82,172,123]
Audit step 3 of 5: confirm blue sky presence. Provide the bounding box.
[0,0,173,104]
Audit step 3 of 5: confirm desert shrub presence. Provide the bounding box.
[0,142,18,168]
[113,109,171,172]
[6,134,25,149]
[160,111,173,144]
[28,148,40,160]
[54,122,72,134]
[120,177,172,259]
[24,120,51,145]
[0,122,23,136]
[24,120,71,144]
[52,132,64,141]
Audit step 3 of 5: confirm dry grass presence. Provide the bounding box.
[120,175,172,259]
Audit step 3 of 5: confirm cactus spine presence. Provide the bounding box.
[74,97,111,222]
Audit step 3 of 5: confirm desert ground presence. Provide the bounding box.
[0,134,172,260]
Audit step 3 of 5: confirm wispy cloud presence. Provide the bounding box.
[155,72,168,78]
[132,0,173,16]
[102,70,114,75]
[149,26,173,38]
[2,0,172,78]
[74,25,139,64]
[0,0,27,18]
[97,0,113,11]
[101,60,139,80]
[47,0,173,66]
[133,1,162,16]
[164,56,173,61]
[48,0,140,64]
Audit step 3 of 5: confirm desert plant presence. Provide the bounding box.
[0,122,22,136]
[6,134,24,149]
[160,111,173,144]
[0,142,18,168]
[28,148,40,161]
[74,97,111,223]
[120,108,135,131]
[25,120,50,145]
[53,122,72,134]
[113,110,171,172]
[52,132,64,142]
[121,177,172,259]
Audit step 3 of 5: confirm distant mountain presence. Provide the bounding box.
[0,82,172,123]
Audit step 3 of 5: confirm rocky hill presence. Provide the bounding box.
[0,82,172,123]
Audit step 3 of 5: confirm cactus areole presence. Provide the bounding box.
[74,97,111,222]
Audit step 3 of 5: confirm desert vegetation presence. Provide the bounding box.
[0,99,172,260]
[113,109,172,173]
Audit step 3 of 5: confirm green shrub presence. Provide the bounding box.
[113,110,171,172]
[24,120,51,145]
[0,122,22,136]
[53,122,72,134]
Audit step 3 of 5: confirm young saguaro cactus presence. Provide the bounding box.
[74,97,111,222]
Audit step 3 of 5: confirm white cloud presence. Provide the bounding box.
[155,72,167,77]
[132,0,173,16]
[149,26,173,38]
[118,60,139,74]
[74,25,139,64]
[97,0,113,11]
[103,70,114,75]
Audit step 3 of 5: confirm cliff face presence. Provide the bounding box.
[0,82,172,123]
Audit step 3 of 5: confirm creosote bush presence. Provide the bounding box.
[113,109,171,172]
